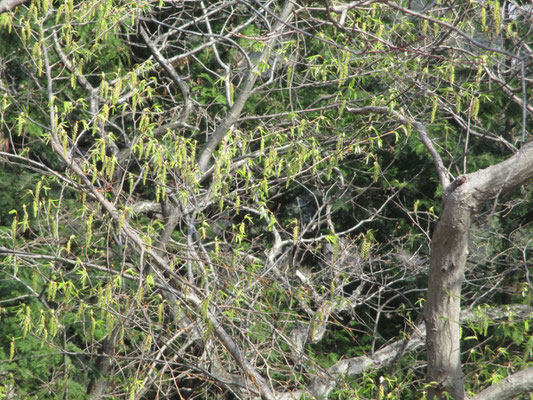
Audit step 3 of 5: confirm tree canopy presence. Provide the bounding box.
[0,0,532,399]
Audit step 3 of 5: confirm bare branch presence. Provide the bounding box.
[140,26,192,120]
[483,64,533,116]
[385,1,525,60]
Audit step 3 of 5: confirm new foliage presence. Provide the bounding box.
[0,1,532,399]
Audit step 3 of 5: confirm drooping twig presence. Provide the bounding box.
[346,105,451,191]
[197,0,295,172]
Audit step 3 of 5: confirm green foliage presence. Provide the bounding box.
[462,306,533,395]
[0,0,531,398]
[0,293,89,399]
[0,168,39,226]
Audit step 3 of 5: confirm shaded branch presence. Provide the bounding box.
[483,64,533,117]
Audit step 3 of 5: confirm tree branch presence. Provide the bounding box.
[470,141,533,200]
[0,0,26,13]
[41,34,278,400]
[470,367,533,400]
[197,0,294,172]
[425,140,533,399]
[140,27,192,121]
[483,65,533,117]
[311,305,533,399]
[385,1,524,60]
[346,106,451,191]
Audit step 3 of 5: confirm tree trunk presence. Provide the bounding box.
[426,182,469,400]
[0,0,27,13]
[426,142,533,399]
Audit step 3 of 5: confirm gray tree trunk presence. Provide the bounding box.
[426,142,533,399]
[0,0,27,13]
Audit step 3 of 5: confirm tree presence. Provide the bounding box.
[425,143,533,400]
[0,0,532,399]
[0,0,26,14]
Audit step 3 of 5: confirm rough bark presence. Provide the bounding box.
[426,142,533,399]
[0,0,27,13]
